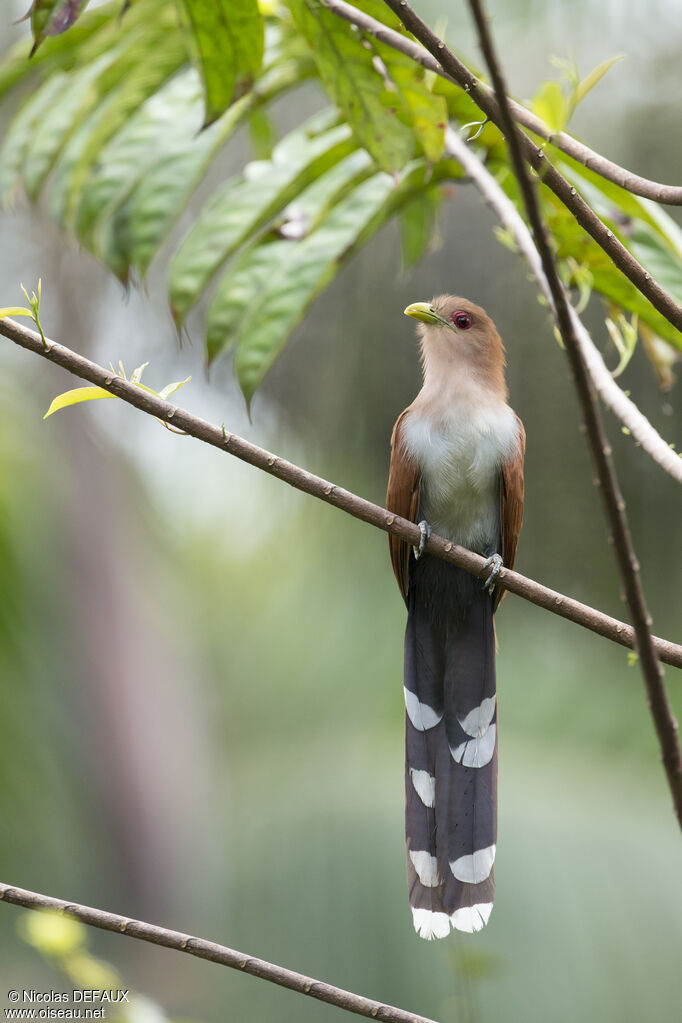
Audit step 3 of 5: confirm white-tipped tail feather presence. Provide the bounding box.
[404,687,443,731]
[450,723,496,768]
[409,850,440,887]
[409,768,436,807]
[411,908,452,941]
[403,559,499,940]
[450,902,493,934]
[450,844,496,884]
[412,903,494,938]
[458,696,496,737]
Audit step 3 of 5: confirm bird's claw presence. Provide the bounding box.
[482,552,503,593]
[413,520,431,560]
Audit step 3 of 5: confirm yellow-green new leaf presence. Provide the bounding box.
[44,386,115,418]
[571,54,624,114]
[531,80,568,135]
[157,377,191,399]
[0,306,34,319]
[605,312,638,378]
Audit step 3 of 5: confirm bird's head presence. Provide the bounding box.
[404,294,507,394]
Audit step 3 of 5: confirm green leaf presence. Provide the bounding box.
[432,75,507,162]
[489,149,682,354]
[169,109,357,324]
[207,156,460,402]
[285,0,414,173]
[554,153,680,238]
[378,55,447,162]
[177,0,265,126]
[234,161,460,403]
[48,19,189,232]
[0,72,69,201]
[498,151,682,354]
[605,312,638,378]
[628,224,682,305]
[30,0,92,55]
[248,108,276,160]
[544,189,682,353]
[399,188,440,269]
[205,148,375,363]
[129,360,149,383]
[21,50,117,199]
[433,74,483,124]
[349,1,447,162]
[233,170,398,403]
[571,54,624,113]
[0,307,34,319]
[640,325,678,392]
[0,4,112,99]
[560,169,682,349]
[95,58,307,279]
[43,386,114,418]
[531,80,568,134]
[74,68,206,265]
[561,257,593,314]
[157,376,191,399]
[43,368,190,418]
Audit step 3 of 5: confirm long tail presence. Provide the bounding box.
[404,557,497,939]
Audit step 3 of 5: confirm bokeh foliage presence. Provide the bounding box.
[1,8,682,1019]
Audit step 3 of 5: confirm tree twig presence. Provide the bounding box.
[324,0,682,486]
[321,0,682,205]
[444,127,682,486]
[0,314,681,670]
[380,0,682,336]
[466,0,682,828]
[0,882,437,1023]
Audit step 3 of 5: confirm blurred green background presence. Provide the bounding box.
[1,0,681,1021]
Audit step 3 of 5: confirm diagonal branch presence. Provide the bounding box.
[381,0,682,336]
[327,0,682,486]
[321,0,682,205]
[0,882,437,1023]
[444,127,682,486]
[1,314,681,670]
[466,0,682,828]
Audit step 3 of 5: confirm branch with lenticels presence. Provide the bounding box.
[443,126,682,486]
[321,0,682,205]
[0,882,438,1023]
[465,0,682,830]
[377,0,682,335]
[0,313,681,672]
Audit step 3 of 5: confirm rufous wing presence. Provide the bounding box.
[496,414,526,611]
[386,409,420,605]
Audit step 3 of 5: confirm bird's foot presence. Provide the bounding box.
[482,552,503,593]
[413,520,431,560]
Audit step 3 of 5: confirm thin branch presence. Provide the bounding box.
[321,0,682,205]
[444,128,682,486]
[0,882,437,1023]
[0,314,681,671]
[380,0,682,336]
[467,0,682,828]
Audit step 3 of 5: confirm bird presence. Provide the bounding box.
[386,295,525,939]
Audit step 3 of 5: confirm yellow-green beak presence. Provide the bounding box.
[404,302,450,327]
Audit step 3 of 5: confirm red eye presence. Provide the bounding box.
[451,310,473,330]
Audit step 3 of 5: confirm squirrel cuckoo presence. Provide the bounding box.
[386,295,525,939]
